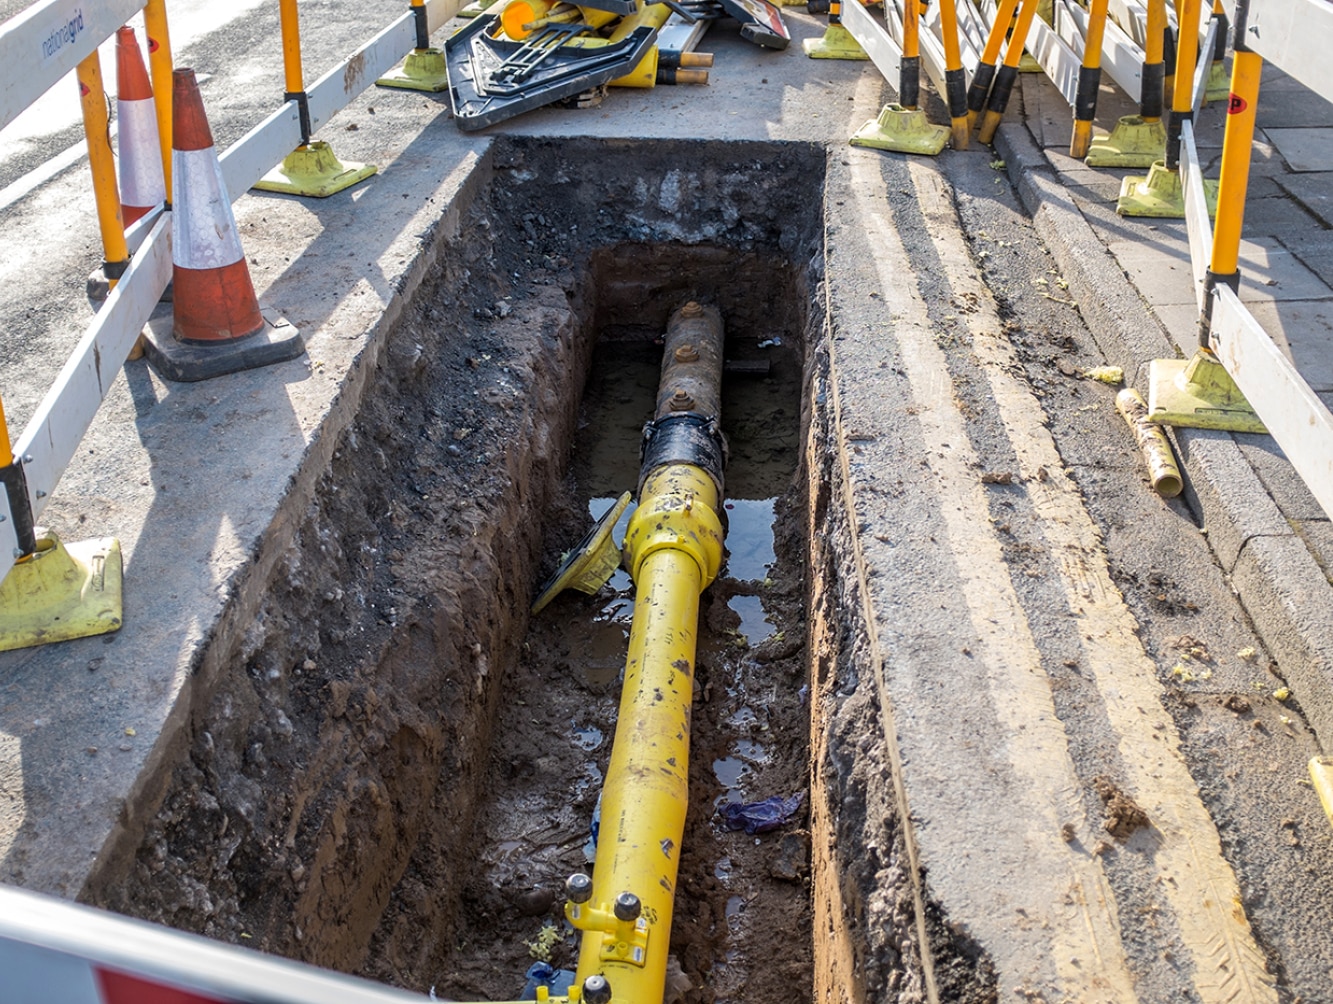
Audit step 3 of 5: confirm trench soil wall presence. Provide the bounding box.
[85,138,834,999]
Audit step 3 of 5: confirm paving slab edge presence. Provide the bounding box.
[992,118,1333,752]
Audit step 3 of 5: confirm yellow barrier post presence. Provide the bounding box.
[1203,0,1229,101]
[143,0,175,204]
[1069,0,1110,158]
[1086,0,1168,165]
[804,0,868,59]
[1117,0,1219,216]
[378,0,452,90]
[77,52,130,293]
[0,391,123,652]
[938,0,971,148]
[1145,45,1264,431]
[978,0,1041,142]
[965,0,1021,129]
[254,0,377,197]
[851,0,951,154]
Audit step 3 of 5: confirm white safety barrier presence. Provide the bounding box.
[1193,0,1333,518]
[0,884,430,1003]
[0,0,461,588]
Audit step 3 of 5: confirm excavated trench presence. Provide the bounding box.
[84,138,986,1003]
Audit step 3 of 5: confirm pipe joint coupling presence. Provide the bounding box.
[623,488,724,589]
[639,413,728,497]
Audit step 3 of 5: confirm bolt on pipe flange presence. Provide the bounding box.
[679,300,703,318]
[673,344,700,363]
[668,389,695,411]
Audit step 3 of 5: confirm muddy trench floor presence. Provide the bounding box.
[435,337,813,1004]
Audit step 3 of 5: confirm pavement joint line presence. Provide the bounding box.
[993,113,1333,757]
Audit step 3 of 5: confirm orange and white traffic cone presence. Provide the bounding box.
[115,26,165,227]
[141,68,303,383]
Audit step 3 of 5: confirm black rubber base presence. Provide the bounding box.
[141,305,305,383]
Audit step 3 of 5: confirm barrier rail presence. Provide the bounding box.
[0,884,431,1004]
[0,0,462,649]
[1149,0,1333,523]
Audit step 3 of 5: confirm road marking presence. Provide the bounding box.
[906,157,1276,1004]
[841,147,1139,1001]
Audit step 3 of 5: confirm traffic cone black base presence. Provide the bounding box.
[141,305,304,383]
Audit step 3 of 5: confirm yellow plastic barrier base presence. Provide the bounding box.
[1146,351,1266,433]
[1205,60,1229,102]
[850,105,950,156]
[253,143,377,198]
[0,533,123,653]
[804,24,868,59]
[531,492,632,613]
[376,47,450,92]
[1311,757,1333,829]
[1018,52,1042,72]
[1086,115,1167,168]
[1117,160,1219,218]
[459,0,504,15]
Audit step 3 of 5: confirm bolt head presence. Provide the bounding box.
[582,975,612,1004]
[565,872,593,904]
[613,891,641,921]
[680,301,703,318]
[668,389,695,411]
[674,344,700,363]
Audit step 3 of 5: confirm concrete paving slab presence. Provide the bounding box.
[1154,301,1204,355]
[1233,238,1333,303]
[1253,87,1333,128]
[1238,437,1327,522]
[1265,127,1333,172]
[1296,518,1333,580]
[1275,173,1333,228]
[1238,299,1333,391]
[1106,237,1196,306]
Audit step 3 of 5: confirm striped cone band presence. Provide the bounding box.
[115,27,164,226]
[169,68,263,343]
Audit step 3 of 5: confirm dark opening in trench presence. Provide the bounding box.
[92,138,826,1004]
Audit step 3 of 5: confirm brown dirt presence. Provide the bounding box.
[87,137,831,1004]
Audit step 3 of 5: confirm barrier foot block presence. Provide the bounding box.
[1146,352,1266,433]
[459,0,503,15]
[1086,115,1166,168]
[850,105,950,156]
[253,142,376,198]
[1117,160,1218,218]
[377,48,450,91]
[1018,51,1042,73]
[803,25,868,59]
[142,306,306,383]
[0,533,123,652]
[1205,61,1229,102]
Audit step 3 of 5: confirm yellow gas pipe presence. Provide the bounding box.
[564,302,726,1004]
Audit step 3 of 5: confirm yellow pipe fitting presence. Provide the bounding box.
[621,466,724,585]
[574,540,707,1000]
